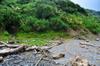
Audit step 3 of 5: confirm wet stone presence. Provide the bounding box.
[0,57,3,62]
[52,53,65,60]
[96,38,100,41]
[0,51,63,66]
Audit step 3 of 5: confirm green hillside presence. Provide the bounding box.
[0,0,100,43]
[0,0,100,33]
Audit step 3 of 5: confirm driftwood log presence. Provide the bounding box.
[0,45,26,56]
[0,44,21,48]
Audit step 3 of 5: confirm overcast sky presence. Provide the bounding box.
[71,0,100,11]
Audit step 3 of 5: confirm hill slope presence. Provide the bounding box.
[0,0,100,35]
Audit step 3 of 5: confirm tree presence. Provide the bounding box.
[0,7,20,34]
[17,0,32,4]
[49,17,69,31]
[35,4,56,19]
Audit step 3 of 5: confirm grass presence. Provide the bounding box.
[0,31,70,46]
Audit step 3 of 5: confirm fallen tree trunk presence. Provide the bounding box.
[0,44,21,48]
[0,45,26,56]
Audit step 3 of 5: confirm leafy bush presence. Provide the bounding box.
[83,16,100,34]
[49,17,69,31]
[60,14,83,30]
[20,16,50,32]
[35,4,56,19]
[31,19,50,32]
[0,0,99,34]
[17,0,32,4]
[0,7,20,32]
[20,16,32,32]
[55,0,87,14]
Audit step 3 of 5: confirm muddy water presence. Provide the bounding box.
[49,39,100,66]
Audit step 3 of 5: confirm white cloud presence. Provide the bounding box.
[71,0,100,11]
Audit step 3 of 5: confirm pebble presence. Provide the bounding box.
[0,56,3,62]
[80,45,86,48]
[86,40,89,42]
[96,38,100,41]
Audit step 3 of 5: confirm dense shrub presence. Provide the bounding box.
[60,14,83,30]
[20,16,32,32]
[17,0,32,4]
[55,0,69,11]
[35,4,56,19]
[0,0,100,34]
[20,16,50,32]
[49,17,69,31]
[0,7,20,32]
[83,16,100,34]
[55,0,87,15]
[31,19,50,32]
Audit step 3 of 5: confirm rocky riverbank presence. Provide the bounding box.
[0,38,100,66]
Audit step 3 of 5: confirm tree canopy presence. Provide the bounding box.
[0,0,100,34]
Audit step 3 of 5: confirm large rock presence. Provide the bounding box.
[52,53,65,60]
[70,56,90,66]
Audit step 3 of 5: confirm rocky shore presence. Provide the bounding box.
[0,37,100,66]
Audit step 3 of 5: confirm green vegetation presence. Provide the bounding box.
[0,0,100,46]
[0,31,70,46]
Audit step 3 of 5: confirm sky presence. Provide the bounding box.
[70,0,100,11]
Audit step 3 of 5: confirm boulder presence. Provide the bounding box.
[52,53,65,60]
[70,56,90,66]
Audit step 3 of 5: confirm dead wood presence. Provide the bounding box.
[25,46,39,51]
[0,45,26,56]
[35,55,43,66]
[0,44,21,48]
